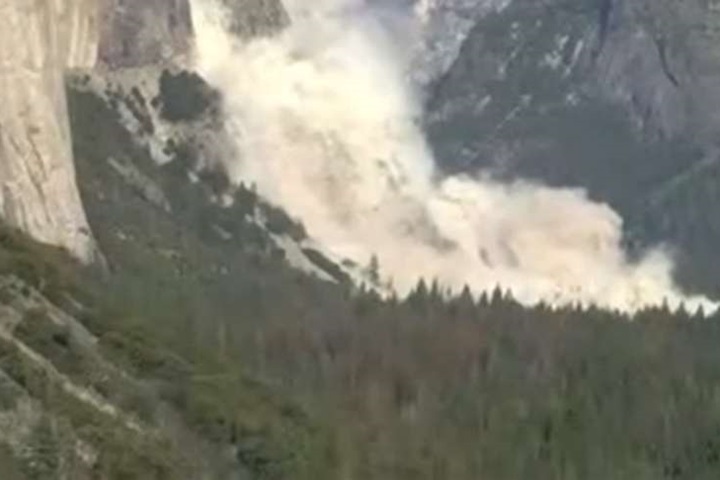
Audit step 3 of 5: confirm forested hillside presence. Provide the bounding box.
[1,192,719,479]
[0,67,719,479]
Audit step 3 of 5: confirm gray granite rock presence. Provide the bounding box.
[0,0,100,260]
[98,0,194,69]
[219,0,290,39]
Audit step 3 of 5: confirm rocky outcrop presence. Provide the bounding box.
[98,0,194,69]
[409,0,512,86]
[593,0,720,143]
[0,0,101,261]
[219,0,290,39]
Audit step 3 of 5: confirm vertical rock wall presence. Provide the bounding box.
[0,0,198,260]
[0,0,101,260]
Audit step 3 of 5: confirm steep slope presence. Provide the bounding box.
[0,223,331,480]
[67,69,350,291]
[0,70,348,479]
[191,0,719,310]
[425,0,720,294]
[426,0,693,200]
[408,0,513,86]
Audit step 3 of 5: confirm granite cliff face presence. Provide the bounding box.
[0,0,101,261]
[0,0,197,261]
[98,0,194,69]
[408,0,511,86]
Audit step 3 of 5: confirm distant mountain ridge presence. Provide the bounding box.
[425,0,720,294]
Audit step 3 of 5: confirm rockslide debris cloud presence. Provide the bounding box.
[190,0,716,312]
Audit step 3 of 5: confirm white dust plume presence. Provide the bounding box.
[189,0,716,312]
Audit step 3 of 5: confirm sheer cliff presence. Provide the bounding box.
[0,0,197,262]
[0,0,100,261]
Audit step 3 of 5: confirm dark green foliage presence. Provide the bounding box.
[0,324,186,478]
[365,254,381,285]
[302,248,351,284]
[122,86,155,136]
[0,226,86,306]
[15,310,81,375]
[263,203,307,242]
[157,70,220,123]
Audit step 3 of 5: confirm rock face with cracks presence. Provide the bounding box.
[0,0,101,261]
[98,0,194,69]
[0,0,197,261]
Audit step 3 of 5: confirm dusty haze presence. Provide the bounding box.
[190,0,715,312]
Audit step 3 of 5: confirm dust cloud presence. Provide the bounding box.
[190,0,715,312]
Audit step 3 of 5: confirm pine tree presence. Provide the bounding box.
[455,285,476,319]
[490,285,504,307]
[407,279,430,314]
[366,254,380,285]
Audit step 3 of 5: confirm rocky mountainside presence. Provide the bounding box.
[98,0,194,69]
[406,0,512,86]
[425,0,720,294]
[4,1,720,479]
